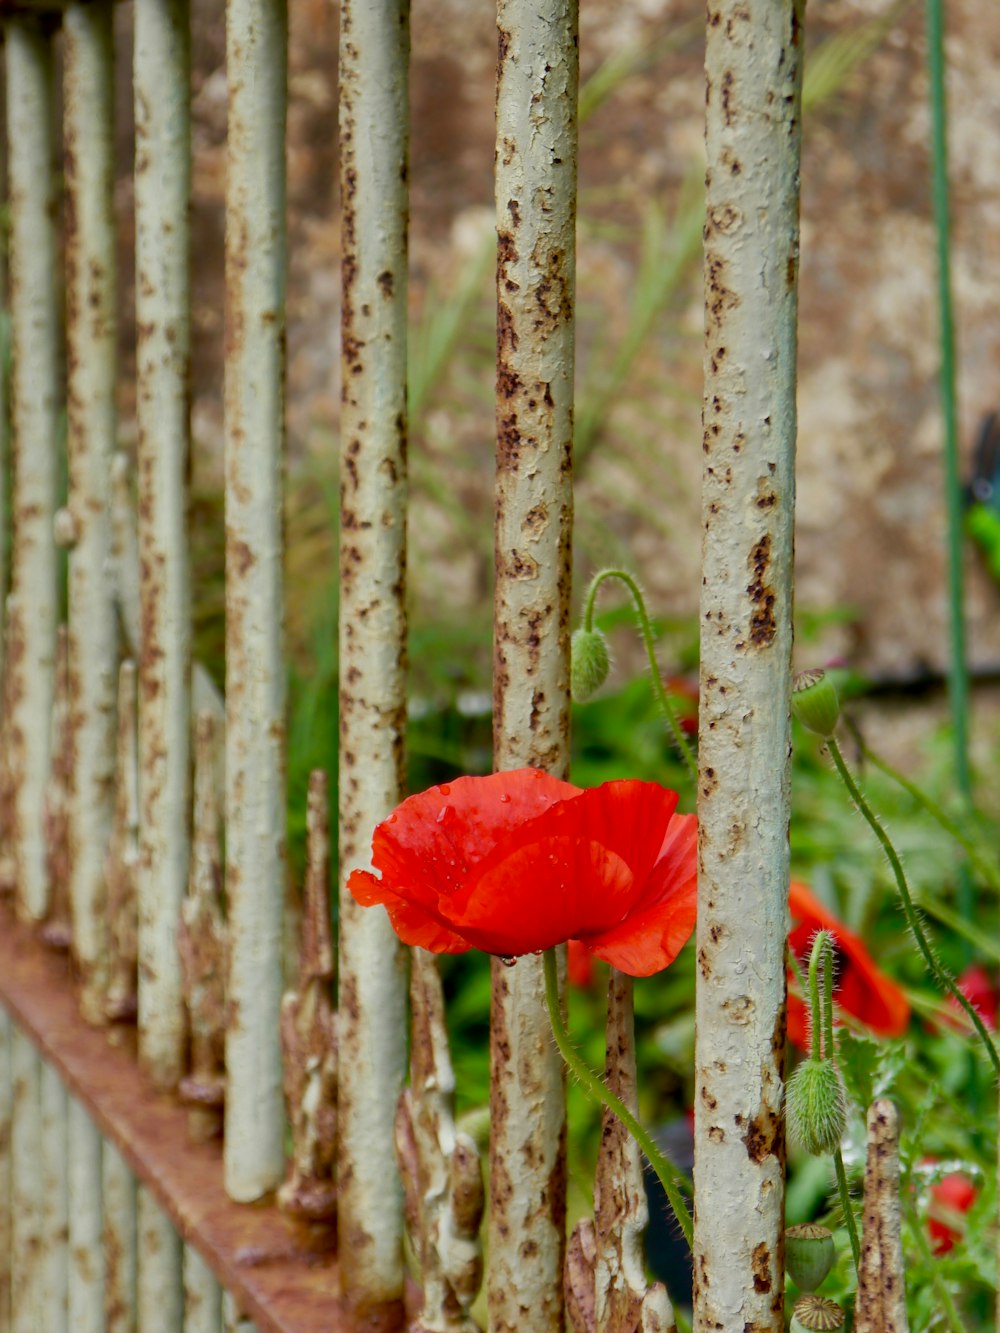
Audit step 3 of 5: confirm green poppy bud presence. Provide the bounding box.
[571,627,611,701]
[785,1223,836,1292]
[790,1294,845,1331]
[785,1057,847,1156]
[792,669,841,738]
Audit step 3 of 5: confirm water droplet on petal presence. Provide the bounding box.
[499,955,517,968]
[436,806,448,823]
[531,949,544,956]
[439,783,452,795]
[499,793,511,803]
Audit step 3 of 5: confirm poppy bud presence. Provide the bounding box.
[785,1057,847,1156]
[790,1294,845,1331]
[792,670,841,738]
[571,627,611,701]
[785,1223,835,1292]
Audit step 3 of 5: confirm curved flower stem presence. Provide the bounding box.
[853,729,1000,896]
[541,948,694,1248]
[827,736,1000,1079]
[581,568,698,784]
[833,1148,861,1276]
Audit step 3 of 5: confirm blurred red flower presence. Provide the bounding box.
[787,880,910,1050]
[349,769,697,977]
[949,964,998,1031]
[927,1169,977,1255]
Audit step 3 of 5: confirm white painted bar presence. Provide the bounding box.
[184,1244,223,1333]
[136,1188,182,1332]
[10,1029,42,1333]
[68,1097,104,1333]
[39,1060,69,1331]
[694,3,804,1329]
[63,0,119,1024]
[4,16,60,923]
[102,1141,138,1333]
[336,1,410,1320]
[223,0,289,1203]
[133,0,193,1090]
[489,2,578,1327]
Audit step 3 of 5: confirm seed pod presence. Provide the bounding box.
[785,1222,836,1292]
[792,669,841,738]
[790,1293,845,1331]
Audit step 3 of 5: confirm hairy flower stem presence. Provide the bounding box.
[809,932,861,1275]
[833,1149,861,1276]
[541,947,694,1247]
[853,730,1000,896]
[580,568,697,783]
[827,737,1000,1079]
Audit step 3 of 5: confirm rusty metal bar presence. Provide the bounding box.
[39,1056,70,1331]
[102,1140,138,1333]
[0,899,384,1332]
[133,0,193,1091]
[0,1009,11,1333]
[63,0,118,1024]
[489,1,578,1328]
[4,12,60,923]
[68,1095,104,1332]
[694,3,804,1330]
[184,1246,223,1333]
[10,1027,43,1333]
[223,0,289,1204]
[336,1,410,1322]
[138,1188,183,1331]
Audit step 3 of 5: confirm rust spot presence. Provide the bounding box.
[740,1102,782,1164]
[786,253,797,290]
[377,269,394,298]
[747,535,777,647]
[721,69,734,126]
[750,1242,772,1293]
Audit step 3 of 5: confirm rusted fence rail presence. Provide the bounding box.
[0,1,802,1330]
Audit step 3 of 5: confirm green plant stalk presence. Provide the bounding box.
[827,737,1000,1078]
[581,568,697,783]
[926,0,973,949]
[542,948,694,1248]
[832,1149,861,1275]
[855,733,1000,895]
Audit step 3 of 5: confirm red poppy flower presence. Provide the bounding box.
[949,964,998,1031]
[787,880,910,1050]
[925,1165,977,1254]
[348,769,698,977]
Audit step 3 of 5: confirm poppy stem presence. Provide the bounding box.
[806,931,834,1064]
[541,948,694,1249]
[832,1148,861,1275]
[827,736,1000,1079]
[580,568,698,784]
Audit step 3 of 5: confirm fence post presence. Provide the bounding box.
[490,2,578,1328]
[4,14,60,925]
[694,2,804,1329]
[63,0,118,1026]
[222,0,289,1204]
[336,2,411,1324]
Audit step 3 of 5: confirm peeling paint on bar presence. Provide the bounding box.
[63,0,118,1025]
[101,1141,138,1333]
[694,4,804,1330]
[10,1028,42,1333]
[5,15,60,924]
[105,661,140,1026]
[856,1101,909,1333]
[39,1059,69,1331]
[68,1096,104,1333]
[133,0,193,1090]
[336,2,410,1324]
[223,0,289,1204]
[489,2,578,1328]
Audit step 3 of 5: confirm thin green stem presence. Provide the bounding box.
[855,732,1000,895]
[581,568,698,783]
[541,949,694,1248]
[926,0,973,952]
[807,932,831,1064]
[832,1149,861,1275]
[827,737,1000,1078]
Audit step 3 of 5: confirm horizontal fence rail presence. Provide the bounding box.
[0,0,805,1331]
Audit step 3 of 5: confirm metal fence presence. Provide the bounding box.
[0,0,801,1330]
